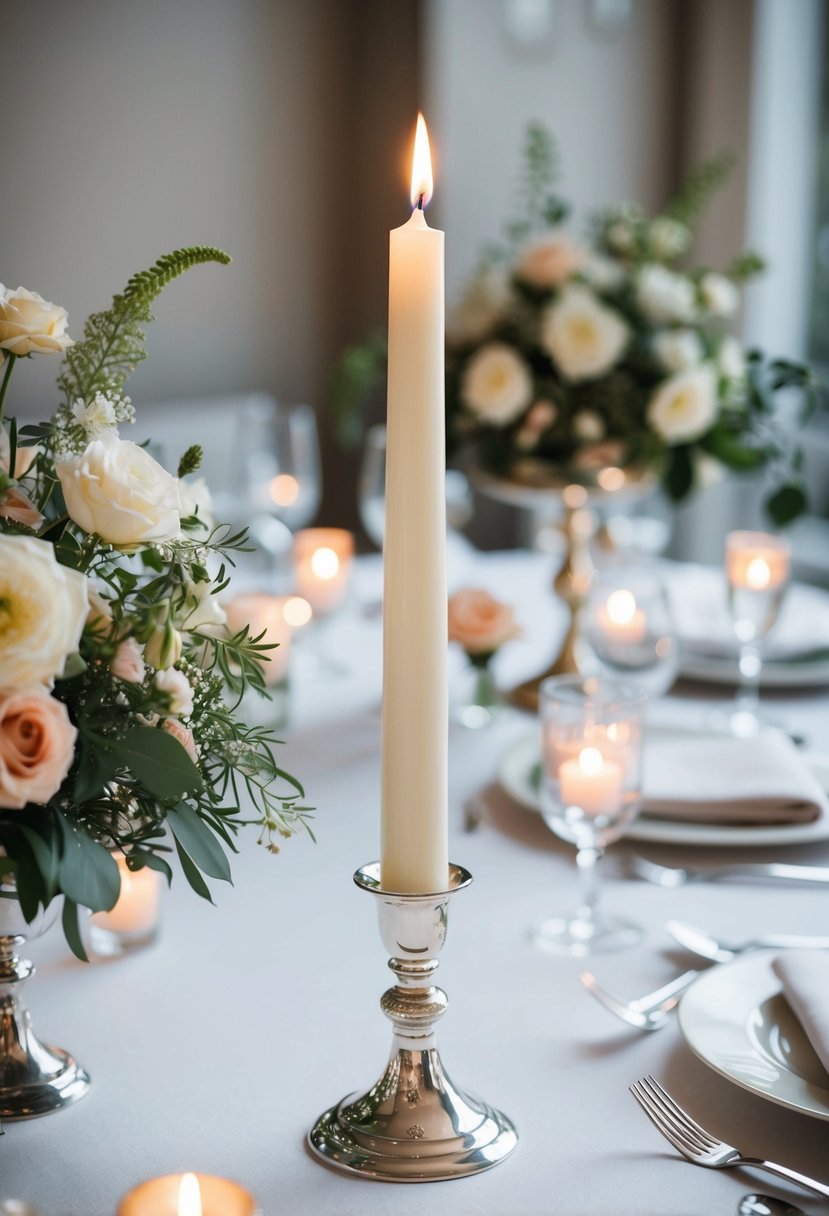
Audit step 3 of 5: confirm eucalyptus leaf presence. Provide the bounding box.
[101,725,203,800]
[173,838,214,903]
[168,803,232,883]
[55,816,120,912]
[62,898,89,962]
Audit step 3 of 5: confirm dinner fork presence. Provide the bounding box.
[579,968,700,1030]
[667,919,829,964]
[629,1075,829,1200]
[627,854,829,888]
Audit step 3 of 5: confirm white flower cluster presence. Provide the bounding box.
[53,391,135,455]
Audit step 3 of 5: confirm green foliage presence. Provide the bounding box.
[663,150,736,226]
[726,251,766,282]
[57,247,231,408]
[177,445,203,478]
[330,335,387,448]
[505,122,569,247]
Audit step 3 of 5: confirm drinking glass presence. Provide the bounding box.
[582,567,678,696]
[725,530,791,736]
[535,676,647,956]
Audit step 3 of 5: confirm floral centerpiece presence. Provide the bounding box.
[445,127,815,521]
[0,249,311,960]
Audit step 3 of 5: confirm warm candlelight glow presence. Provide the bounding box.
[606,590,637,626]
[283,595,312,628]
[597,466,625,493]
[746,557,771,589]
[269,473,299,507]
[310,546,340,580]
[410,112,434,208]
[178,1174,202,1216]
[577,747,603,776]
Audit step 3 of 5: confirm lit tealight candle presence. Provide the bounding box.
[597,589,646,646]
[726,531,790,592]
[118,1172,258,1216]
[225,593,292,685]
[269,472,300,508]
[89,854,161,954]
[294,528,354,617]
[559,746,623,817]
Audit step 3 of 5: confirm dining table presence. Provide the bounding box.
[4,547,829,1216]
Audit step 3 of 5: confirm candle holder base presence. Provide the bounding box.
[307,863,518,1181]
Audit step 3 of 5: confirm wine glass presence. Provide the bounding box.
[535,676,647,957]
[581,567,678,696]
[725,530,791,737]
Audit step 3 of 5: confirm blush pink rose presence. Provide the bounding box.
[162,717,198,763]
[111,637,146,684]
[0,686,77,809]
[0,485,44,529]
[448,589,521,657]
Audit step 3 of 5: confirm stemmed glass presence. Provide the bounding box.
[535,676,647,956]
[581,567,678,696]
[725,530,791,737]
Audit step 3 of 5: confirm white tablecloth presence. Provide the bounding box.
[4,552,829,1216]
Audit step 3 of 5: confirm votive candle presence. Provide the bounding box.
[118,1172,258,1216]
[726,531,790,591]
[293,528,354,617]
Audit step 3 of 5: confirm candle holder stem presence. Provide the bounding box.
[308,863,517,1181]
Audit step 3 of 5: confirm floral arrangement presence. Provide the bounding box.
[0,250,311,957]
[448,588,521,667]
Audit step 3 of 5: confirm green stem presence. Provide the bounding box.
[0,354,17,426]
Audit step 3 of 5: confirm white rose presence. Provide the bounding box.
[700,272,739,317]
[579,254,625,293]
[649,217,691,260]
[71,393,117,438]
[636,264,696,324]
[647,365,718,444]
[447,267,510,344]
[695,452,726,489]
[653,328,704,373]
[460,343,533,425]
[154,668,194,719]
[572,410,606,441]
[606,220,636,256]
[56,433,180,547]
[540,285,629,382]
[0,535,88,686]
[178,476,215,532]
[180,580,227,633]
[0,287,74,357]
[516,234,585,290]
[718,335,746,381]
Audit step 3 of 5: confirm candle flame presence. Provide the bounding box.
[310,547,340,581]
[178,1173,202,1216]
[578,747,604,776]
[410,113,434,209]
[283,595,312,627]
[746,557,771,589]
[607,589,637,626]
[269,473,300,507]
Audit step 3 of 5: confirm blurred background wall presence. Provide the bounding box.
[1,0,825,558]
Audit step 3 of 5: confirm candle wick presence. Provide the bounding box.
[417,192,424,211]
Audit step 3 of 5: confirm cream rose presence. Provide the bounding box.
[0,287,73,357]
[541,286,629,382]
[647,365,718,444]
[516,234,585,290]
[649,217,691,260]
[636,265,696,324]
[653,329,704,373]
[448,589,521,657]
[580,254,625,292]
[718,335,746,381]
[56,433,180,546]
[700,272,739,317]
[0,686,77,809]
[111,637,146,685]
[460,343,533,426]
[447,267,510,345]
[154,668,194,718]
[573,410,606,441]
[0,535,88,686]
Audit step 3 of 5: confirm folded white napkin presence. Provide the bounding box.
[772,951,829,1077]
[666,563,829,661]
[642,729,827,824]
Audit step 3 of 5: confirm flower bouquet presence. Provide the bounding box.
[0,249,312,961]
[445,126,816,521]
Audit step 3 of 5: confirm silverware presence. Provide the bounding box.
[738,1195,807,1216]
[0,1202,43,1216]
[628,854,829,888]
[579,968,700,1030]
[630,1075,829,1200]
[667,919,829,964]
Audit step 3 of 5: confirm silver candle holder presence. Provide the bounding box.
[308,862,518,1181]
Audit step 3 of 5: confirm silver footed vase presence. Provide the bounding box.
[0,878,90,1119]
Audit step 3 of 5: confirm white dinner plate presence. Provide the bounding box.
[497,729,829,847]
[678,952,829,1121]
[679,651,829,689]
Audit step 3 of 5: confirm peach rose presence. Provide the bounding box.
[0,428,39,478]
[0,287,74,357]
[448,589,521,657]
[516,235,586,290]
[0,686,77,809]
[111,637,146,684]
[162,717,198,763]
[0,485,44,529]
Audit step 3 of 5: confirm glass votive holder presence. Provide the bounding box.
[89,855,162,958]
[725,530,791,736]
[582,566,678,696]
[118,1171,259,1216]
[293,528,354,619]
[224,593,293,728]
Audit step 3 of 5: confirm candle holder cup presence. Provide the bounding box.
[307,862,518,1181]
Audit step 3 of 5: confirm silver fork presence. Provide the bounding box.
[627,854,829,888]
[629,1075,829,1200]
[667,919,829,964]
[579,968,700,1030]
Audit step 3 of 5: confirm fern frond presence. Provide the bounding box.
[663,151,736,226]
[57,246,231,408]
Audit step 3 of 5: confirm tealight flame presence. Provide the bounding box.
[410,113,434,209]
[597,466,625,493]
[283,596,312,628]
[269,473,300,507]
[178,1173,202,1216]
[746,557,771,590]
[578,747,604,776]
[607,589,637,626]
[310,547,340,581]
